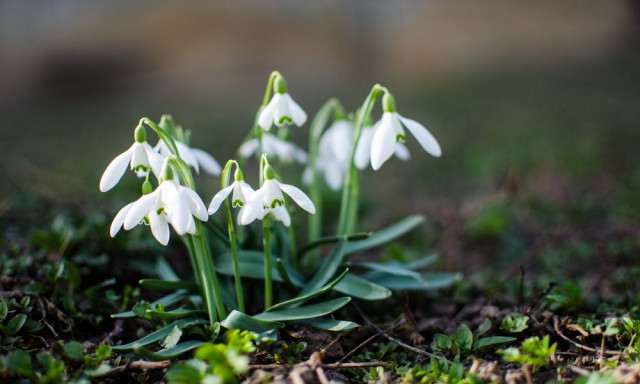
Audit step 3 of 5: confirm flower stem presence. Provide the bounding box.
[190,223,227,323]
[337,85,383,235]
[263,216,273,309]
[224,201,245,313]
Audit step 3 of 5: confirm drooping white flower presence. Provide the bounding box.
[258,75,306,130]
[238,165,315,227]
[304,120,353,190]
[208,168,255,214]
[368,93,441,170]
[155,141,222,176]
[111,167,208,245]
[238,133,307,164]
[354,124,410,170]
[99,125,164,192]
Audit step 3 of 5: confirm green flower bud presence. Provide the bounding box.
[134,124,147,143]
[264,165,275,180]
[160,162,174,182]
[234,167,244,181]
[333,104,347,121]
[142,180,153,195]
[382,93,396,113]
[274,75,287,94]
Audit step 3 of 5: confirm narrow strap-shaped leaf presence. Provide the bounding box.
[406,254,438,270]
[139,279,199,291]
[135,340,205,361]
[145,308,205,319]
[276,258,296,289]
[266,269,349,312]
[366,272,461,291]
[334,274,391,300]
[344,215,425,255]
[253,297,351,322]
[296,318,359,332]
[112,291,189,319]
[214,250,305,287]
[155,257,180,281]
[111,318,206,352]
[353,262,422,279]
[297,232,370,258]
[298,239,346,297]
[220,310,283,333]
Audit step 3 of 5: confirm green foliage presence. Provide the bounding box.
[432,324,515,360]
[501,313,529,333]
[272,341,307,364]
[499,335,556,371]
[397,359,486,384]
[166,330,257,384]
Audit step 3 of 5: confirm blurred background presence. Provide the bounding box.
[1,1,640,260]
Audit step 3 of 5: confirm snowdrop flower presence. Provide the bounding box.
[99,125,164,192]
[367,93,441,171]
[305,119,353,190]
[239,164,315,227]
[155,140,222,176]
[110,164,208,245]
[354,124,410,170]
[258,75,307,130]
[238,133,307,164]
[208,167,255,214]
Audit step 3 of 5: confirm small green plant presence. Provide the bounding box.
[272,341,307,364]
[165,330,256,384]
[501,312,529,333]
[432,324,515,360]
[397,359,486,384]
[499,335,556,372]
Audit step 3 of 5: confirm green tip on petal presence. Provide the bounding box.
[274,75,287,94]
[234,167,244,181]
[264,165,275,180]
[142,180,153,195]
[382,93,396,113]
[134,124,147,143]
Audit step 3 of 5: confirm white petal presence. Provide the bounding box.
[273,95,292,127]
[239,181,255,198]
[176,142,200,173]
[123,192,157,230]
[149,210,170,245]
[237,139,259,158]
[191,148,222,176]
[185,215,196,234]
[283,93,307,126]
[258,97,278,130]
[398,115,442,157]
[276,181,316,214]
[272,206,291,226]
[110,202,134,237]
[143,142,165,179]
[163,182,191,235]
[329,121,353,163]
[395,142,411,161]
[208,184,234,214]
[182,187,208,221]
[370,115,398,171]
[301,166,312,186]
[130,142,149,170]
[99,146,134,192]
[238,188,265,225]
[324,161,345,191]
[354,126,374,170]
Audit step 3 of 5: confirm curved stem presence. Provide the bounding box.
[337,85,383,235]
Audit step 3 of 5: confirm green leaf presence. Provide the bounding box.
[334,274,391,300]
[64,341,84,360]
[253,297,351,322]
[146,308,205,319]
[477,318,492,337]
[344,215,425,255]
[296,318,359,331]
[267,269,349,312]
[276,258,296,288]
[136,341,205,361]
[474,336,516,351]
[160,326,182,349]
[139,279,198,291]
[112,291,189,319]
[0,302,7,321]
[298,239,346,297]
[95,345,112,362]
[455,324,473,350]
[220,310,284,333]
[85,364,112,377]
[434,334,452,349]
[214,251,305,287]
[355,262,422,279]
[6,350,33,377]
[111,318,207,352]
[297,233,370,257]
[6,314,27,336]
[370,272,461,291]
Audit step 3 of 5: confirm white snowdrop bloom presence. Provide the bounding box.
[238,133,307,164]
[238,165,315,227]
[99,126,164,192]
[306,120,353,190]
[354,124,410,170]
[114,170,208,245]
[368,93,441,171]
[155,141,221,176]
[208,169,255,214]
[258,76,307,130]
